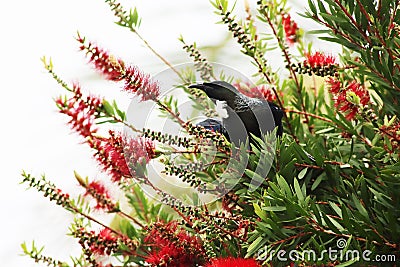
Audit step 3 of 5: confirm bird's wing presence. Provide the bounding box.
[232,94,282,136]
[233,95,264,113]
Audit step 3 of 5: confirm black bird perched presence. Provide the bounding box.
[190,81,283,145]
[191,81,321,192]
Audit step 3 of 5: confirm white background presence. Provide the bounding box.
[0,1,327,265]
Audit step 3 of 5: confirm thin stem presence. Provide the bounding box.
[333,0,372,44]
[259,64,297,142]
[156,100,186,126]
[71,206,121,236]
[388,1,400,38]
[132,29,185,81]
[308,217,397,249]
[355,0,399,70]
[294,162,323,170]
[110,114,141,133]
[117,210,145,228]
[261,9,310,126]
[285,109,332,123]
[269,231,312,247]
[310,15,365,50]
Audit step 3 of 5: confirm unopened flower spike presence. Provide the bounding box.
[291,51,338,77]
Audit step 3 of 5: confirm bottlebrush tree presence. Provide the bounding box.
[21,0,400,266]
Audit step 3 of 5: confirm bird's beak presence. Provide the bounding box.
[188,83,207,91]
[188,84,216,103]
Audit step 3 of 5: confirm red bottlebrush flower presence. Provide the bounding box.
[144,221,204,267]
[205,257,260,267]
[326,77,342,94]
[77,37,125,81]
[233,82,277,102]
[85,181,117,211]
[305,52,336,68]
[327,78,370,121]
[89,131,155,182]
[56,83,102,138]
[346,81,370,106]
[282,13,299,44]
[77,35,160,101]
[124,134,156,167]
[87,228,118,256]
[74,226,137,260]
[122,66,160,101]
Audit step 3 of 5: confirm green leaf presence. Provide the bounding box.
[311,174,323,191]
[298,168,308,180]
[320,13,348,24]
[311,202,322,224]
[294,178,304,202]
[341,203,351,227]
[20,242,27,253]
[131,7,140,26]
[308,0,317,15]
[317,0,327,14]
[322,213,340,233]
[113,100,126,120]
[277,175,292,197]
[329,201,342,217]
[254,203,268,221]
[351,194,369,219]
[246,236,266,256]
[264,206,287,212]
[245,169,266,186]
[102,99,115,116]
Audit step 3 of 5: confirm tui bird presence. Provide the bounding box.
[190,81,283,145]
[191,81,322,193]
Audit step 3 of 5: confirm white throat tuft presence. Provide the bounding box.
[215,100,229,119]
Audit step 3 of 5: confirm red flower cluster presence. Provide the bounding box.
[91,229,118,255]
[205,257,260,267]
[305,52,336,68]
[76,228,119,256]
[122,66,161,101]
[88,132,131,182]
[327,77,341,94]
[74,226,138,263]
[234,82,276,102]
[124,134,156,168]
[144,221,204,267]
[327,78,370,120]
[55,83,102,138]
[89,131,155,182]
[85,180,117,211]
[57,85,156,182]
[77,34,160,101]
[282,13,298,44]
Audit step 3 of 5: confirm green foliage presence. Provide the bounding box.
[22,0,400,266]
[305,0,400,115]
